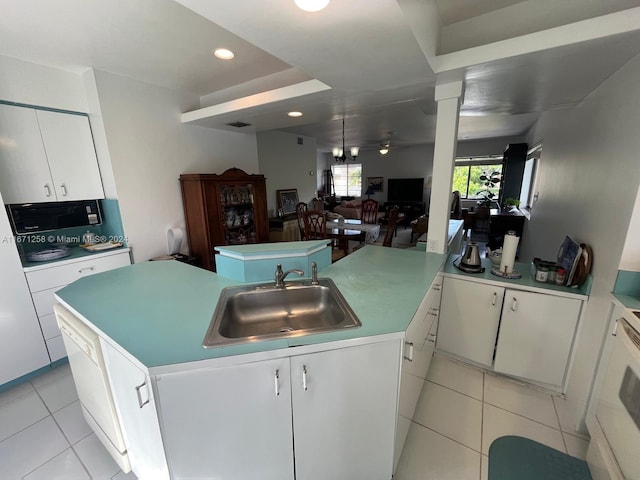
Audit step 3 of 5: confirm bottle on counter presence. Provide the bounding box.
[556,267,567,285]
[82,230,96,245]
[547,265,557,284]
[535,264,549,282]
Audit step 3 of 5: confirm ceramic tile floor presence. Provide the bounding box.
[394,354,590,480]
[1,354,590,479]
[0,363,135,479]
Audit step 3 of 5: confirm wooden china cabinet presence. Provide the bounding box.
[179,168,268,270]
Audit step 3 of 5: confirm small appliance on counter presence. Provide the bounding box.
[454,243,485,273]
[7,199,102,234]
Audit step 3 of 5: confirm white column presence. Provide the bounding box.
[426,80,464,254]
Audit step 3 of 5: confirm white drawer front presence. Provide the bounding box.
[32,286,63,318]
[26,251,130,292]
[46,335,66,362]
[39,312,60,340]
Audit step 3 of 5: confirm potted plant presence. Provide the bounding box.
[474,170,501,213]
[503,197,520,212]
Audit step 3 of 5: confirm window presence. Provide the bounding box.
[331,163,362,197]
[453,156,503,199]
[519,143,542,217]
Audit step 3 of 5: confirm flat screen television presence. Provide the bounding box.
[387,178,424,203]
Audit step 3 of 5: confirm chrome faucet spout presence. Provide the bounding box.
[311,261,319,285]
[274,264,304,288]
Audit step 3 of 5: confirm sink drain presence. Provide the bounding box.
[279,327,295,333]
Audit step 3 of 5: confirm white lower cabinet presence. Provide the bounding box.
[438,276,584,390]
[156,357,294,480]
[101,341,169,480]
[394,275,442,472]
[494,289,581,386]
[438,277,504,367]
[290,342,400,480]
[153,339,401,480]
[25,250,131,362]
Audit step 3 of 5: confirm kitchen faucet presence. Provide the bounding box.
[274,264,304,288]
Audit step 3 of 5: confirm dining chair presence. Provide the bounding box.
[303,209,327,240]
[361,199,379,224]
[296,202,308,240]
[303,210,346,262]
[382,207,400,247]
[309,198,324,212]
[450,190,462,219]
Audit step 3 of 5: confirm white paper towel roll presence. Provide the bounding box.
[167,227,184,255]
[499,231,520,274]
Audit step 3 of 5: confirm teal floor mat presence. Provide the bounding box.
[489,436,592,480]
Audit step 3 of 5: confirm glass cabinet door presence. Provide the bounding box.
[220,183,257,244]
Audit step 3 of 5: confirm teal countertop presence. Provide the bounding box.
[22,245,129,271]
[613,293,640,311]
[55,245,446,368]
[443,255,591,299]
[215,240,329,258]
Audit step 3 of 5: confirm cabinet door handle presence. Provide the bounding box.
[404,341,414,361]
[428,308,439,316]
[274,369,280,396]
[612,318,620,336]
[302,365,308,391]
[492,292,497,306]
[78,266,95,274]
[511,297,517,311]
[427,333,436,343]
[135,381,150,408]
[432,284,441,291]
[60,184,68,196]
[44,184,52,197]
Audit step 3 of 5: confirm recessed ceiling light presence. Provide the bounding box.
[294,0,330,12]
[213,48,234,60]
[288,111,303,117]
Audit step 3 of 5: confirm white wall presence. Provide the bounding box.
[523,54,640,431]
[92,70,260,263]
[620,182,640,271]
[0,55,88,112]
[257,130,317,215]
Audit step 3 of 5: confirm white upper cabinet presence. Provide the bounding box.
[0,103,104,204]
[0,104,53,203]
[36,110,104,201]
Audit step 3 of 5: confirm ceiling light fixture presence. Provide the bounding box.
[294,0,330,12]
[288,111,303,117]
[379,143,390,155]
[213,48,234,60]
[332,117,359,162]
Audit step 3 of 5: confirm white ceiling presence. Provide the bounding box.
[1,0,639,153]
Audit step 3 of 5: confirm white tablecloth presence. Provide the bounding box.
[330,219,380,244]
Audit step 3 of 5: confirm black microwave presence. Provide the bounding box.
[7,200,102,234]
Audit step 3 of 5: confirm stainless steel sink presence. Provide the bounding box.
[203,278,361,347]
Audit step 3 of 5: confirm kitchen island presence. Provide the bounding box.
[54,245,447,480]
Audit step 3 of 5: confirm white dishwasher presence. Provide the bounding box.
[54,304,131,472]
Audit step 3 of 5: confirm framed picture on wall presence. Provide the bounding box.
[367,177,384,192]
[277,189,299,215]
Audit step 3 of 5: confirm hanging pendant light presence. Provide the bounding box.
[332,117,359,162]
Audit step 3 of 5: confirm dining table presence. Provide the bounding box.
[327,218,381,255]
